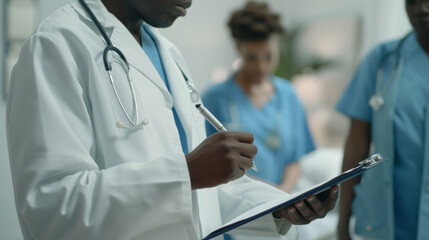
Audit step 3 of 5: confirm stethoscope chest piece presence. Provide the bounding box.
[369,94,385,111]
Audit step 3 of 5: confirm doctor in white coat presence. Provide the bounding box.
[6,0,338,239]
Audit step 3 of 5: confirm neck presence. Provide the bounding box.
[101,0,142,43]
[235,71,271,95]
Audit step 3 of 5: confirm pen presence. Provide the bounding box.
[195,104,258,171]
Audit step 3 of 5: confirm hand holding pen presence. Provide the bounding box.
[196,104,258,171]
[184,104,259,190]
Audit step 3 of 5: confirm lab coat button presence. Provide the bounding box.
[141,119,150,126]
[366,225,372,231]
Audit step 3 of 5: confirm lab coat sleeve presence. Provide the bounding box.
[6,32,195,239]
[217,176,295,238]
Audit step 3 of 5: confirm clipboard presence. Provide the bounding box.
[202,153,386,240]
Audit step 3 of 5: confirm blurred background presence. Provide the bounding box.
[0,0,411,239]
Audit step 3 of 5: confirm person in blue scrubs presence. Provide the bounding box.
[337,1,429,239]
[203,1,315,193]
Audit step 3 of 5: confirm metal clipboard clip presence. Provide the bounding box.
[358,153,384,169]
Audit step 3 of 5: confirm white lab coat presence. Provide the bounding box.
[6,0,294,239]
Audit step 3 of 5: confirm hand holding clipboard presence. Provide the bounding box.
[202,153,385,240]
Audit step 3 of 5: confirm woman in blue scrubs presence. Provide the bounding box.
[202,1,315,194]
[337,1,429,239]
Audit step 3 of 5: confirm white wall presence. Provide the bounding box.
[2,0,22,237]
[372,0,412,43]
[1,0,23,238]
[0,101,20,240]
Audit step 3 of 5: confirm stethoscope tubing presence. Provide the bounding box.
[371,32,413,110]
[79,0,142,128]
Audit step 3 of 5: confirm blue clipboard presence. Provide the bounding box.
[202,153,386,240]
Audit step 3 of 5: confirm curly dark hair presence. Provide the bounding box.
[228,1,285,42]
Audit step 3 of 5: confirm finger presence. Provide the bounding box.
[305,186,339,219]
[237,154,255,170]
[294,200,319,222]
[226,138,257,159]
[325,186,339,210]
[228,131,255,143]
[285,205,311,225]
[237,142,258,159]
[305,195,326,219]
[275,206,310,225]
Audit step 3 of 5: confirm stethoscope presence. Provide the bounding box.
[78,0,200,129]
[369,32,412,111]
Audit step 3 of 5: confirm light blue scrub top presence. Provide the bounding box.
[140,25,188,154]
[337,33,429,239]
[202,76,315,185]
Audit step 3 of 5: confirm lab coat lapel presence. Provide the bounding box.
[149,29,223,237]
[149,28,206,151]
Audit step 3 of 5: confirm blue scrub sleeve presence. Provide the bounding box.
[336,46,383,122]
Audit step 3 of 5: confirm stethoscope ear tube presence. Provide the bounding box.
[78,0,112,46]
[79,0,143,129]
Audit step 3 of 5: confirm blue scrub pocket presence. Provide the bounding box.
[352,168,390,237]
